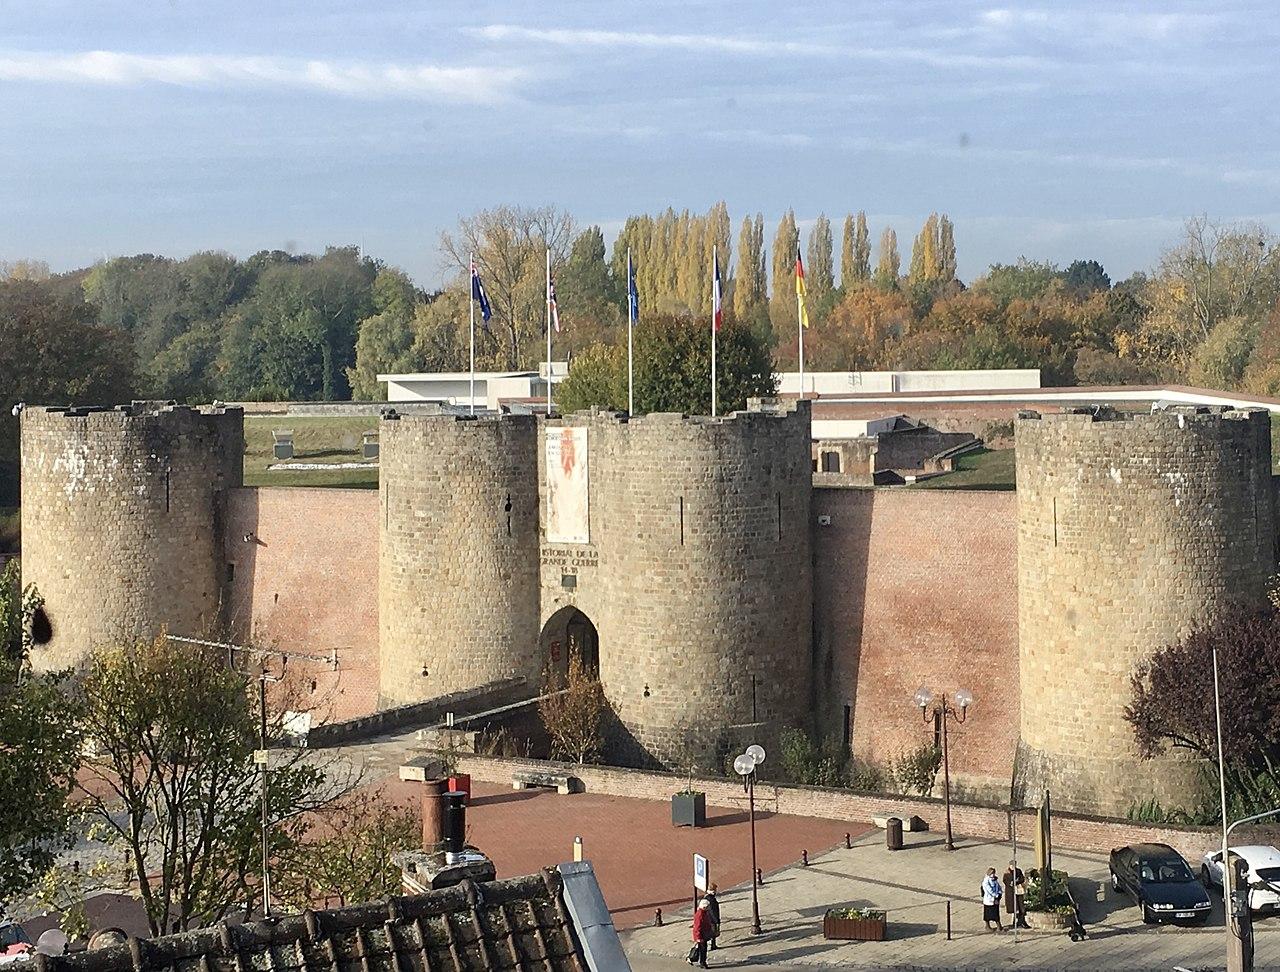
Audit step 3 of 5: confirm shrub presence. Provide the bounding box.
[1026,868,1071,912]
[539,650,610,765]
[825,907,885,921]
[847,759,885,793]
[779,727,849,787]
[891,743,942,796]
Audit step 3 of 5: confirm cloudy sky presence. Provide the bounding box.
[2,0,1277,286]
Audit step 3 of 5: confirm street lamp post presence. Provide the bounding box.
[733,744,767,935]
[913,686,974,852]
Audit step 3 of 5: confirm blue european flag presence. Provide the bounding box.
[627,260,639,322]
[470,261,492,325]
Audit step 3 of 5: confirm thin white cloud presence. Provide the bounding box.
[0,50,528,103]
[471,24,1054,71]
[472,24,826,56]
[979,7,1225,42]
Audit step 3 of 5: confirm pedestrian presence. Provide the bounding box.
[1003,860,1029,929]
[705,884,721,951]
[981,867,1005,932]
[689,898,713,968]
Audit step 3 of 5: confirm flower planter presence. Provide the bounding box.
[448,774,471,805]
[1024,909,1070,931]
[822,911,887,941]
[671,791,706,828]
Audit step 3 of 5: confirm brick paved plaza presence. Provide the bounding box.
[377,776,866,929]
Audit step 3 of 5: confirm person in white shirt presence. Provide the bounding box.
[981,867,1005,932]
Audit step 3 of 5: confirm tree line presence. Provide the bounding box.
[4,210,1280,500]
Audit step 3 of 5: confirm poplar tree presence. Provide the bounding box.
[674,209,696,313]
[807,214,835,303]
[840,216,856,290]
[909,213,941,284]
[734,214,766,320]
[853,212,871,284]
[769,210,800,335]
[938,215,957,282]
[703,201,732,317]
[873,227,900,290]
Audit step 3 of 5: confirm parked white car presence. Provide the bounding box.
[1201,845,1280,915]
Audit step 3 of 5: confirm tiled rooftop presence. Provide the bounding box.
[38,871,594,972]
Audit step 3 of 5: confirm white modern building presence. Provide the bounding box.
[777,368,1042,398]
[380,363,569,412]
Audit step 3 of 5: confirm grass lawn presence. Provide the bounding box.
[242,416,379,489]
[910,447,1016,491]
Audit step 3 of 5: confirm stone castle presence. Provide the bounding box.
[18,398,1278,816]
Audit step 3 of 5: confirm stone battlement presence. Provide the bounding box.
[1017,404,1269,427]
[22,400,242,428]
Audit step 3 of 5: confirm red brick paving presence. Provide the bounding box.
[380,777,872,929]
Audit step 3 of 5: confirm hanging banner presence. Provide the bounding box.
[546,427,589,544]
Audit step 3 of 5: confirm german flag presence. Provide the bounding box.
[795,247,810,328]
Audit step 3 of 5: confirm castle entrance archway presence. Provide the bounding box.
[539,606,599,680]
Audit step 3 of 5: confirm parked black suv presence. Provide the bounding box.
[1109,842,1212,924]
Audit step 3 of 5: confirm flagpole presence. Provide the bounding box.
[469,252,476,416]
[545,248,553,417]
[711,243,718,418]
[797,277,805,401]
[627,247,635,416]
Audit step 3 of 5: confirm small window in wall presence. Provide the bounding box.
[811,457,819,473]
[821,451,841,473]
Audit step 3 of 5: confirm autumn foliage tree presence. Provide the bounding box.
[276,790,418,910]
[539,651,610,765]
[1125,606,1280,771]
[76,635,353,934]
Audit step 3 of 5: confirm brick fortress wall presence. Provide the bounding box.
[1016,406,1276,816]
[20,403,242,671]
[222,487,379,723]
[812,488,1019,802]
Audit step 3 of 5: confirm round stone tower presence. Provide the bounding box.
[20,402,244,671]
[541,400,814,769]
[379,412,541,707]
[1015,405,1276,815]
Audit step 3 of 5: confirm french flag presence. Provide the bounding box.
[712,253,723,332]
[548,275,561,333]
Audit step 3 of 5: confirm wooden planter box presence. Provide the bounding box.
[822,912,886,941]
[671,791,706,828]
